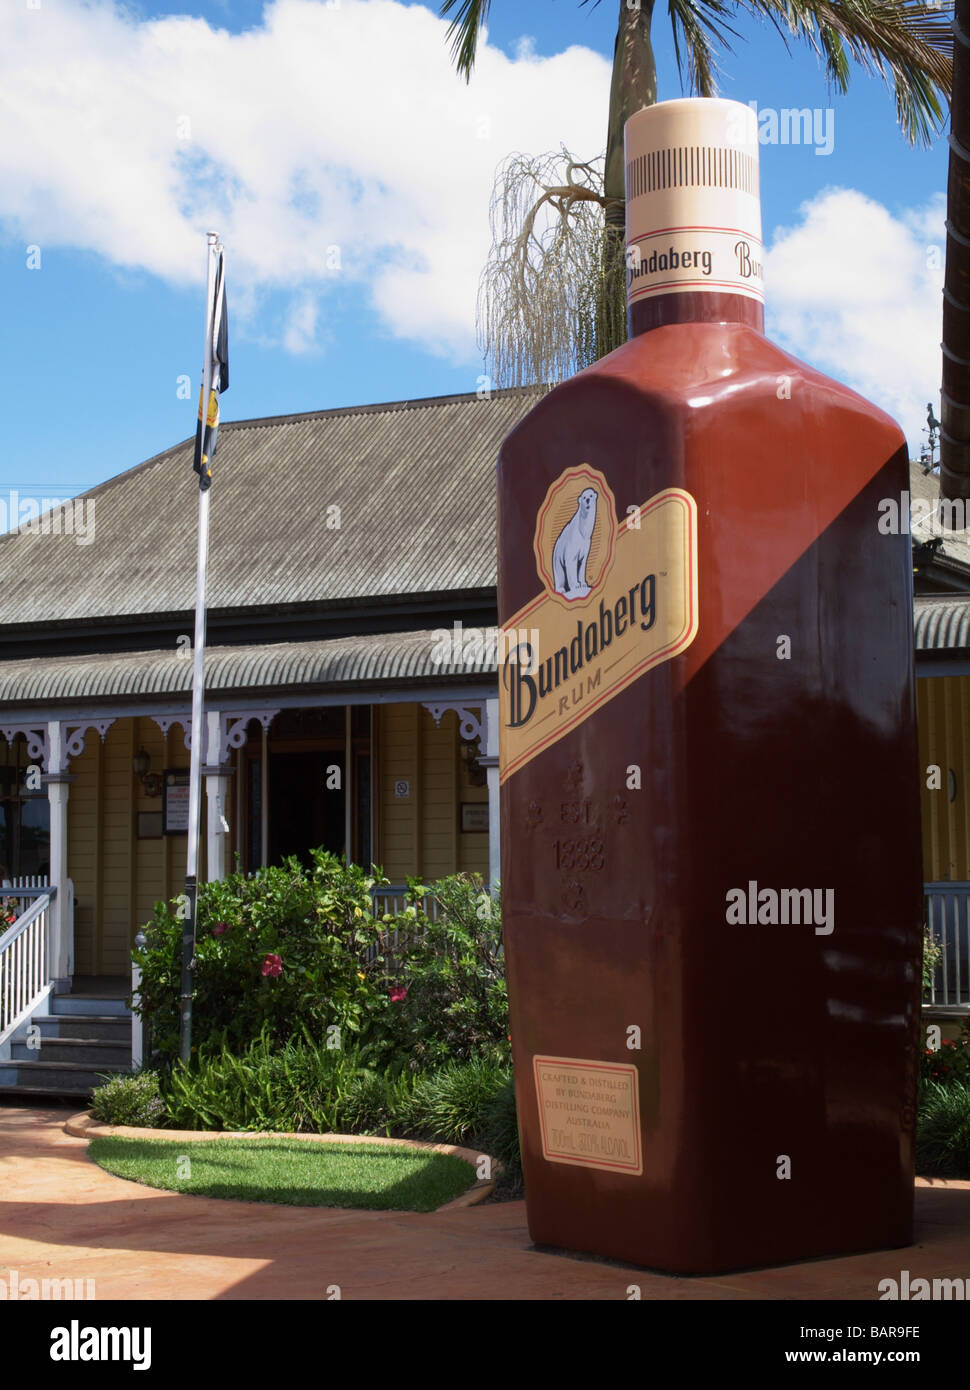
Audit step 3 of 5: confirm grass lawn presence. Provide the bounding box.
[88,1136,478,1212]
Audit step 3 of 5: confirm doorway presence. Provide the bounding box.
[268,750,346,868]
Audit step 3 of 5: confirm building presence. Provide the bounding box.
[0,388,539,998]
[909,460,970,1020]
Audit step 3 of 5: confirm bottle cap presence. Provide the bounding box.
[624,98,763,309]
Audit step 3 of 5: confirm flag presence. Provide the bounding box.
[193,250,229,490]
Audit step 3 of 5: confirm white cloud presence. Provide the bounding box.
[282,291,319,354]
[0,0,610,360]
[1,0,947,417]
[766,188,945,455]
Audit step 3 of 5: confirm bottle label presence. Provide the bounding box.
[499,465,699,782]
[626,227,764,304]
[533,1056,643,1175]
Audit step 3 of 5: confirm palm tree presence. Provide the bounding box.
[440,0,953,386]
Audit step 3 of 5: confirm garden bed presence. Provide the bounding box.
[67,1111,498,1211]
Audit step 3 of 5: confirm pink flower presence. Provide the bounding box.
[389,985,407,1003]
[261,953,283,978]
[212,922,231,938]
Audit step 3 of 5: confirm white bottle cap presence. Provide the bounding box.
[624,98,764,308]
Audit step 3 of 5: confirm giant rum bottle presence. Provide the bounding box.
[497,97,923,1274]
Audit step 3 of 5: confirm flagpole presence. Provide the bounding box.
[180,230,219,1066]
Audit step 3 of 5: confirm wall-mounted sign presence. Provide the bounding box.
[533,1056,642,1176]
[163,770,190,835]
[394,780,410,800]
[460,802,489,833]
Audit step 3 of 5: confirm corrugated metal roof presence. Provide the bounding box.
[910,461,970,569]
[915,596,970,651]
[0,389,541,626]
[0,598,966,711]
[0,629,498,708]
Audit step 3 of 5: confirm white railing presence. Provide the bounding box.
[131,930,146,1070]
[0,889,56,1047]
[367,885,437,968]
[925,883,970,1008]
[370,885,439,922]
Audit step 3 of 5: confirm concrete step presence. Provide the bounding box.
[51,994,130,1019]
[32,1014,132,1041]
[0,1059,129,1093]
[0,1083,91,1103]
[11,1037,130,1065]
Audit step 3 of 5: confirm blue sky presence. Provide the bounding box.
[0,0,951,508]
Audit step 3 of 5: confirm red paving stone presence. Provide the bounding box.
[1,1104,968,1301]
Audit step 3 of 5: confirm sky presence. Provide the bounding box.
[0,0,952,512]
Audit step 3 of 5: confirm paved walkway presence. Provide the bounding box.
[1,1105,968,1300]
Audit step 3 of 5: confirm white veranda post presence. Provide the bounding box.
[204,710,230,884]
[45,720,72,991]
[484,698,500,899]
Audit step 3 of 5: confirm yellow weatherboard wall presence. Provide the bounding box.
[69,718,196,976]
[917,675,970,883]
[377,704,488,885]
[65,702,482,975]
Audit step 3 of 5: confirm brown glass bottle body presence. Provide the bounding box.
[497,299,922,1273]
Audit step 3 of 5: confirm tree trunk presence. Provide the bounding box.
[591,0,657,364]
[941,0,970,504]
[605,0,657,223]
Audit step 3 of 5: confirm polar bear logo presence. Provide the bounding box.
[552,487,598,598]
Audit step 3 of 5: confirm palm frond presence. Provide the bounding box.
[737,0,952,143]
[439,0,492,82]
[667,0,744,95]
[816,24,852,91]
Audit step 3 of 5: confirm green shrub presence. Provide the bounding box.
[405,1056,511,1144]
[161,1031,380,1133]
[922,925,944,995]
[916,1080,970,1177]
[90,1070,166,1128]
[482,1076,521,1168]
[133,862,509,1072]
[391,874,509,1070]
[920,1021,970,1088]
[133,851,401,1064]
[340,1065,417,1136]
[156,1033,513,1149]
